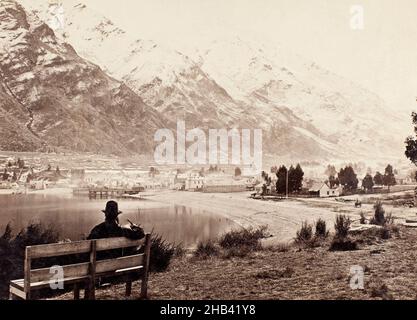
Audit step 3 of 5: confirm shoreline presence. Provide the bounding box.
[2,187,414,243]
[148,191,345,243]
[0,187,74,196]
[149,190,416,243]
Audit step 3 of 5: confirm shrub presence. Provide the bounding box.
[219,226,267,250]
[194,241,219,259]
[370,201,394,226]
[315,219,329,238]
[173,244,186,258]
[359,212,366,225]
[329,237,358,251]
[0,222,60,299]
[149,234,176,273]
[334,215,351,239]
[370,201,385,226]
[384,213,394,225]
[295,222,313,244]
[13,222,59,251]
[379,227,391,240]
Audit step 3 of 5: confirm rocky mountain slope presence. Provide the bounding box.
[0,0,167,155]
[194,37,408,161]
[13,0,408,162]
[19,0,345,160]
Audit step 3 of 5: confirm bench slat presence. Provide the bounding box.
[29,254,145,283]
[30,262,90,283]
[28,241,92,259]
[10,284,27,299]
[96,254,144,274]
[28,237,145,259]
[95,238,144,252]
[11,276,89,291]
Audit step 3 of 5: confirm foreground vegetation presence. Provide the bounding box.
[4,200,416,301]
[54,223,416,300]
[54,203,416,300]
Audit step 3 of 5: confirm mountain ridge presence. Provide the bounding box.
[0,0,168,155]
[9,0,409,164]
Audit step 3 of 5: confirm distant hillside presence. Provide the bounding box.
[0,0,168,155]
[9,0,410,163]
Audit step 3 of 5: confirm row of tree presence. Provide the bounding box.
[325,164,397,192]
[263,164,305,194]
[2,169,17,182]
[362,165,397,191]
[5,158,25,169]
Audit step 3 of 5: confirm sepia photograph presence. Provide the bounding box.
[0,0,417,308]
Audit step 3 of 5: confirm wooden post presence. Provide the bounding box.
[73,283,80,300]
[140,234,151,299]
[125,280,132,297]
[86,240,97,300]
[24,247,31,300]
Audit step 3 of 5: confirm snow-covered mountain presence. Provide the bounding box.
[14,0,408,162]
[0,0,167,155]
[19,0,249,128]
[194,37,407,161]
[19,0,340,159]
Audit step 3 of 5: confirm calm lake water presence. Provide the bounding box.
[0,193,237,248]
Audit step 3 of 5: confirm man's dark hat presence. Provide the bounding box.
[102,200,122,219]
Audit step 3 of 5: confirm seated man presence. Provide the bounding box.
[87,201,146,286]
[88,200,145,241]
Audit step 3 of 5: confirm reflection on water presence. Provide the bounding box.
[0,194,236,248]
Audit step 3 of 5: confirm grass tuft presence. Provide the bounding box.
[315,219,329,238]
[149,233,177,273]
[334,215,351,238]
[370,201,394,226]
[194,241,219,259]
[219,226,268,250]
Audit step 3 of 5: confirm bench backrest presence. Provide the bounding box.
[23,234,151,297]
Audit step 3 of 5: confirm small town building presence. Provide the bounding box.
[309,183,340,198]
[396,174,414,185]
[185,174,205,191]
[203,174,247,193]
[71,169,85,183]
[245,177,258,191]
[0,181,12,189]
[254,183,264,193]
[30,180,48,190]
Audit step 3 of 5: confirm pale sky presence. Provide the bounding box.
[84,0,417,114]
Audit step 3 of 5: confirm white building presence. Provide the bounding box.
[309,183,341,198]
[185,174,205,191]
[30,180,48,190]
[203,174,247,193]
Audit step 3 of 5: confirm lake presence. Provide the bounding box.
[0,193,237,248]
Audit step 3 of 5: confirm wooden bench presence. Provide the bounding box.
[9,234,151,300]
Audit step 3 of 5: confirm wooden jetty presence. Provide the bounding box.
[73,187,144,198]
